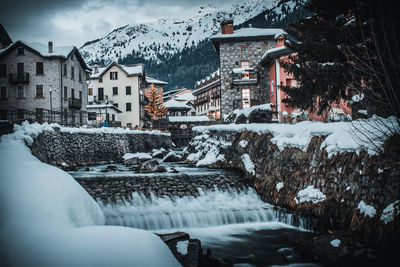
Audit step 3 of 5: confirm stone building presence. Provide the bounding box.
[193,69,221,119]
[0,40,91,125]
[210,20,285,117]
[88,62,146,128]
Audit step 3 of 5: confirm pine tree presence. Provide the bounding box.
[145,83,168,120]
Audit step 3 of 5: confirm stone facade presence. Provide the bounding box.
[30,129,173,168]
[186,129,400,253]
[0,41,89,125]
[211,24,284,117]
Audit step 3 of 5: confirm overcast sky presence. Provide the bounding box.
[1,0,234,48]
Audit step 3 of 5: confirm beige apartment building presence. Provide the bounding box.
[88,62,145,127]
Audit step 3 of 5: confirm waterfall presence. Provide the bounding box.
[98,187,312,231]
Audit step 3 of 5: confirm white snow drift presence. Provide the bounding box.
[0,122,180,267]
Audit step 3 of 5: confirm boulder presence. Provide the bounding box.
[152,148,168,159]
[234,114,247,124]
[163,152,181,162]
[124,157,140,166]
[248,108,273,123]
[138,159,167,173]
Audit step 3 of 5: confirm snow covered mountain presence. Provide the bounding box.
[79,0,306,89]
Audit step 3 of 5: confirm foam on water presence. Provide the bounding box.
[98,187,311,231]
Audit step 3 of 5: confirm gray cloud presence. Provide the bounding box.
[1,0,234,47]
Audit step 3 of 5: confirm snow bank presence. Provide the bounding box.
[0,123,181,267]
[358,201,377,218]
[295,185,326,204]
[241,154,255,175]
[123,152,152,161]
[380,201,400,224]
[194,116,399,157]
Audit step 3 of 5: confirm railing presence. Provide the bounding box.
[9,73,29,84]
[232,69,257,85]
[69,98,82,109]
[194,95,210,106]
[211,92,220,99]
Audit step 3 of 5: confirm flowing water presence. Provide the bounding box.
[98,187,320,266]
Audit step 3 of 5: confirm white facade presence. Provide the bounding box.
[88,62,144,128]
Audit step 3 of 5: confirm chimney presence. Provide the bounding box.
[48,41,53,53]
[94,64,99,74]
[221,20,233,34]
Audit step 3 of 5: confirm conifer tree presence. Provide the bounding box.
[145,83,168,120]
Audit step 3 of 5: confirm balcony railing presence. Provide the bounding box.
[232,68,258,85]
[9,73,29,84]
[69,98,82,109]
[211,92,220,99]
[194,95,210,106]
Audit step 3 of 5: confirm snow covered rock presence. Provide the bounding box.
[138,159,167,173]
[163,152,181,162]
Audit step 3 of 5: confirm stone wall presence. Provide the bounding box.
[185,129,400,254]
[76,173,249,202]
[30,129,173,168]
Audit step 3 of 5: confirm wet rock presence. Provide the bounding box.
[124,157,140,166]
[106,165,117,171]
[163,152,181,162]
[137,159,164,173]
[169,168,179,173]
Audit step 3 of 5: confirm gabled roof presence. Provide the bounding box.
[261,46,292,64]
[0,40,91,70]
[90,61,144,79]
[211,28,285,54]
[146,76,168,85]
[0,24,12,47]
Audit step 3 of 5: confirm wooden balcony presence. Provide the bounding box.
[9,73,29,84]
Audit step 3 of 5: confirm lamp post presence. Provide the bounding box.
[105,95,109,126]
[49,86,53,123]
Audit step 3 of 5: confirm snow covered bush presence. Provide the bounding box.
[224,104,274,124]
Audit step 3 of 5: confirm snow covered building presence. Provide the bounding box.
[0,39,91,125]
[210,20,285,117]
[194,69,221,119]
[88,62,146,128]
[164,90,196,117]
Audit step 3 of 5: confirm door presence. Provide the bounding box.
[241,88,251,108]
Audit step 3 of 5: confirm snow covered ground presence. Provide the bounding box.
[0,122,180,267]
[194,116,400,157]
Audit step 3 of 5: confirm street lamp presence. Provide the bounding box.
[49,86,53,123]
[105,95,109,126]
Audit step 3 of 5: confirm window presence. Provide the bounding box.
[88,112,96,121]
[242,88,251,108]
[98,88,104,101]
[240,46,249,53]
[113,87,118,95]
[88,88,93,96]
[79,70,82,82]
[64,86,68,99]
[0,64,6,77]
[126,86,131,95]
[270,80,274,95]
[36,85,43,98]
[17,47,24,55]
[71,88,75,99]
[0,86,7,99]
[17,86,24,98]
[126,102,131,111]
[35,108,43,122]
[36,62,44,75]
[64,64,67,76]
[63,108,68,122]
[110,72,118,80]
[71,66,74,79]
[240,60,250,69]
[71,54,74,60]
[112,114,115,121]
[0,110,7,120]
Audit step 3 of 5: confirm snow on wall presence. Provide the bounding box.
[0,122,181,267]
[194,116,399,157]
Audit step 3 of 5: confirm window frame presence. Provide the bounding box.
[36,62,44,75]
[126,102,132,112]
[36,85,44,98]
[240,45,249,54]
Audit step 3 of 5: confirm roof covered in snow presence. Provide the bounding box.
[90,61,144,79]
[211,28,285,41]
[261,46,292,63]
[164,99,192,110]
[0,40,91,70]
[168,116,212,123]
[146,76,168,85]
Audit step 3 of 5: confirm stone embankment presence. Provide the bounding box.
[30,128,173,169]
[76,173,249,202]
[185,126,400,261]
